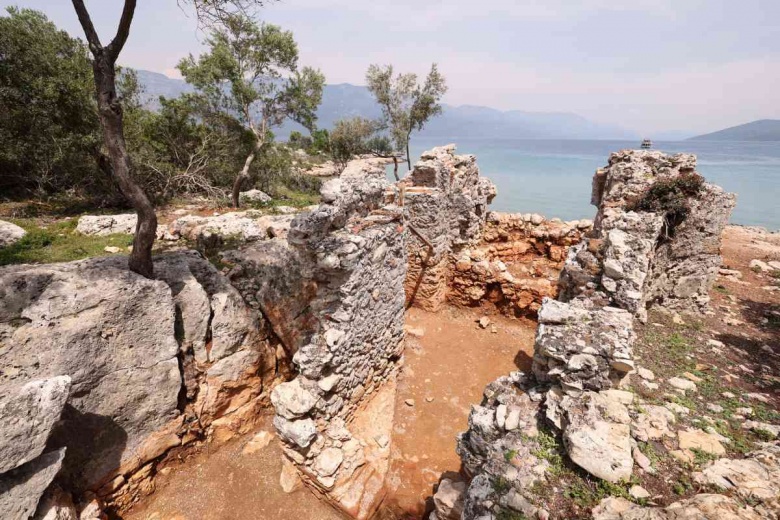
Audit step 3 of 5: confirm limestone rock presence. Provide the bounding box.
[273,416,316,448]
[242,430,274,455]
[271,379,318,420]
[313,447,343,477]
[239,189,272,204]
[0,257,181,490]
[592,494,763,520]
[0,220,27,248]
[0,377,71,474]
[631,405,676,442]
[678,429,726,456]
[560,392,633,482]
[694,443,780,501]
[279,457,302,493]
[0,449,66,520]
[668,377,697,392]
[433,477,466,520]
[75,214,136,236]
[32,485,77,520]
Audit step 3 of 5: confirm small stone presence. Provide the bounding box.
[313,447,343,477]
[668,377,697,392]
[629,485,650,500]
[632,447,654,473]
[242,430,273,454]
[405,326,424,338]
[279,458,302,493]
[478,316,491,329]
[103,246,121,253]
[747,392,769,403]
[682,372,702,383]
[706,403,724,414]
[636,367,655,381]
[426,396,434,403]
[670,449,695,464]
[707,339,725,348]
[721,392,735,399]
[749,259,771,272]
[405,399,415,407]
[672,313,685,325]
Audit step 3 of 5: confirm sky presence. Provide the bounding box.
[3,0,779,136]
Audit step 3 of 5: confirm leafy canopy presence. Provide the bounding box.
[365,63,447,157]
[177,14,325,136]
[0,7,100,195]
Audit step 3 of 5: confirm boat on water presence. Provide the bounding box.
[641,139,653,149]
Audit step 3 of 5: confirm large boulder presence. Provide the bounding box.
[0,257,181,490]
[0,377,71,474]
[0,448,66,520]
[0,220,26,248]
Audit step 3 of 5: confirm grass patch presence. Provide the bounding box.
[504,449,519,463]
[0,219,133,266]
[496,509,528,520]
[493,476,512,494]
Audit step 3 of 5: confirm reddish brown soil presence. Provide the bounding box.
[380,306,536,518]
[124,416,347,520]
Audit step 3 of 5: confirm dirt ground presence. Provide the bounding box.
[123,416,347,520]
[381,306,537,518]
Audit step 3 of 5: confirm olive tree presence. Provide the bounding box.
[70,0,270,278]
[178,14,325,208]
[365,64,447,170]
[329,117,395,174]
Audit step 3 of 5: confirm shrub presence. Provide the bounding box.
[627,172,704,236]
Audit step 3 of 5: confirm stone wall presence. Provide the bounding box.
[395,145,591,317]
[225,159,407,519]
[0,251,281,518]
[396,145,496,312]
[452,150,737,520]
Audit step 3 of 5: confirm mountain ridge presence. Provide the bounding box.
[688,119,780,141]
[134,69,638,140]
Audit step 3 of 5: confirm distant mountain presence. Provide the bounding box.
[688,120,780,141]
[135,69,637,140]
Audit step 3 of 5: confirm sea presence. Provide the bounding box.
[392,138,780,230]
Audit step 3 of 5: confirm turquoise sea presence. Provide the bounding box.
[396,139,780,230]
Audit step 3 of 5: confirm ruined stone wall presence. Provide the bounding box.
[452,150,737,520]
[0,251,281,517]
[449,212,591,316]
[397,145,592,317]
[397,145,496,312]
[226,160,407,519]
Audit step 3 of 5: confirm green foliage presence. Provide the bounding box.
[309,129,331,154]
[492,476,511,494]
[365,63,447,165]
[0,219,133,266]
[0,7,102,197]
[496,509,528,520]
[178,13,325,192]
[627,172,704,236]
[288,130,312,150]
[329,117,391,168]
[504,449,519,463]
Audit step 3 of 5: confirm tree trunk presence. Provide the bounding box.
[92,52,157,278]
[406,140,411,171]
[393,156,399,181]
[232,143,261,208]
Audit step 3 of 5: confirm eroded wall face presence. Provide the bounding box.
[230,160,407,520]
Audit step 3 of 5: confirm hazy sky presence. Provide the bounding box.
[4,0,779,135]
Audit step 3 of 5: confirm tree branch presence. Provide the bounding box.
[106,0,137,61]
[71,0,103,53]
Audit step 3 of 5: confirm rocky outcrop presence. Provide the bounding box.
[165,211,296,243]
[593,494,766,520]
[0,220,26,248]
[455,150,736,520]
[225,158,406,519]
[0,250,278,514]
